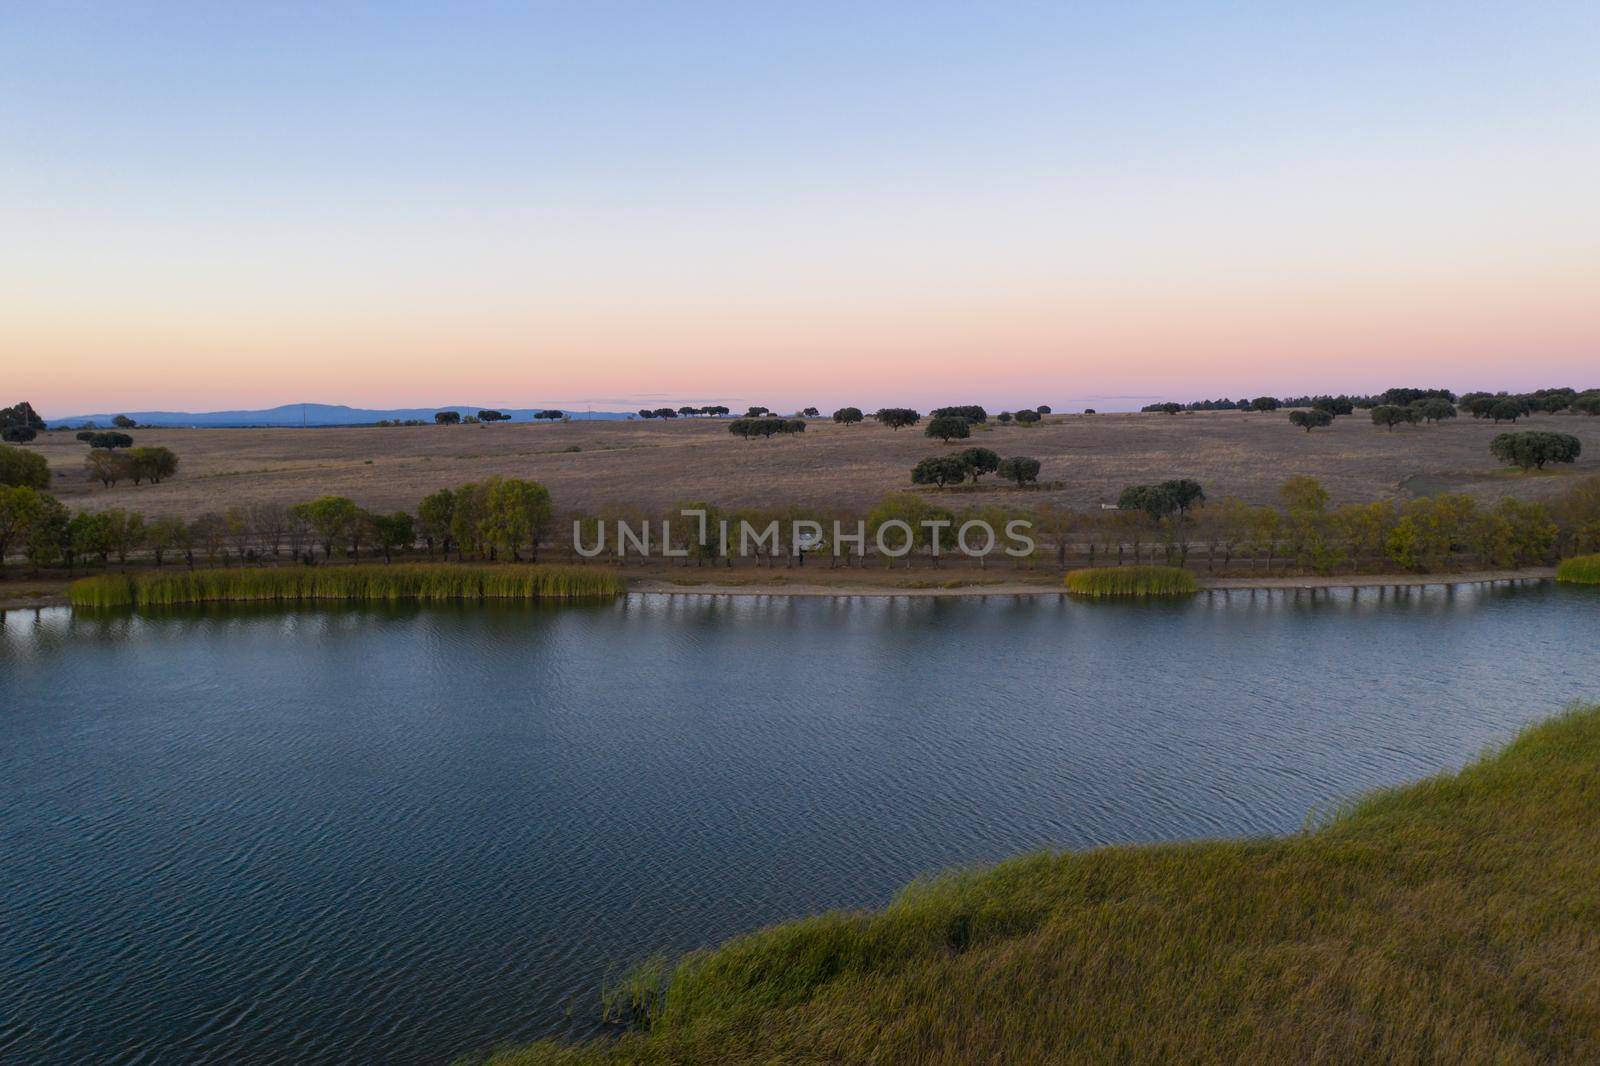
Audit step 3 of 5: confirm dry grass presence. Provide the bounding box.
[475,703,1600,1065]
[32,411,1600,521]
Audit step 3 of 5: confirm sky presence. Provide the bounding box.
[3,2,1598,416]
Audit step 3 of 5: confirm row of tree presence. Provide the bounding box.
[8,472,1600,575]
[1151,386,1600,418]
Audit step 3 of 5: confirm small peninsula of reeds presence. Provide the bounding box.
[1063,565,1198,598]
[1555,554,1600,585]
[68,564,623,609]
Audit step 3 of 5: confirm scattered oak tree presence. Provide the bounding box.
[874,407,921,430]
[911,455,971,488]
[1289,409,1333,432]
[1491,431,1581,471]
[998,456,1042,487]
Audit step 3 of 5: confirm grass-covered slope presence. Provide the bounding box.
[484,704,1600,1065]
[69,564,622,608]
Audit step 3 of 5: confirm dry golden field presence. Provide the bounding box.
[31,410,1600,521]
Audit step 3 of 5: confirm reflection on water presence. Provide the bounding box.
[1,581,1595,1064]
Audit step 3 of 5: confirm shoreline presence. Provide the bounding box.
[627,566,1558,598]
[0,565,1562,612]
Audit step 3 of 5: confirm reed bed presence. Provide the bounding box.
[69,564,623,609]
[1063,564,1198,597]
[1556,554,1600,585]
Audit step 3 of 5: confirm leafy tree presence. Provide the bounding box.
[1119,479,1205,520]
[911,455,971,488]
[801,407,820,417]
[2,426,37,443]
[1250,396,1281,412]
[129,446,179,483]
[1381,387,1456,406]
[998,456,1042,487]
[702,405,730,417]
[925,415,971,443]
[483,478,553,561]
[1311,396,1355,415]
[997,411,1013,424]
[831,407,863,424]
[874,407,920,430]
[678,406,698,417]
[369,511,415,562]
[68,511,113,565]
[1155,402,1182,415]
[536,409,565,420]
[1036,405,1052,414]
[1369,405,1416,430]
[85,449,134,487]
[449,481,490,559]
[957,447,1001,482]
[1289,409,1333,432]
[102,508,146,563]
[745,406,770,417]
[1491,431,1581,471]
[0,402,46,436]
[434,410,462,424]
[652,407,679,419]
[1013,409,1042,425]
[477,409,510,422]
[1573,394,1600,416]
[1488,399,1525,423]
[0,444,50,488]
[290,496,360,559]
[417,488,456,558]
[144,515,188,566]
[112,415,137,428]
[636,409,656,418]
[75,431,97,442]
[23,493,68,566]
[931,405,988,423]
[0,485,48,567]
[1412,399,1457,424]
[88,431,133,449]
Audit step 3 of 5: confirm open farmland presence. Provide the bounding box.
[32,410,1600,521]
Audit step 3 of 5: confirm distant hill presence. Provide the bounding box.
[47,403,634,428]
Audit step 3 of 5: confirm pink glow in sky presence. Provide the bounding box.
[5,4,1598,416]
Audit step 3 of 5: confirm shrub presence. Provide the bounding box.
[1013,409,1042,425]
[1064,565,1198,597]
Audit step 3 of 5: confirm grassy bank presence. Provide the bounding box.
[1064,564,1198,597]
[1556,554,1600,584]
[479,703,1600,1065]
[69,564,623,608]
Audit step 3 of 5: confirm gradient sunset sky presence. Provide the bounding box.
[5,2,1598,416]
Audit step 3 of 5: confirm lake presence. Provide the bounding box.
[2,582,1595,1064]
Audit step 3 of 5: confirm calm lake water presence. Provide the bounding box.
[2,583,1596,1064]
